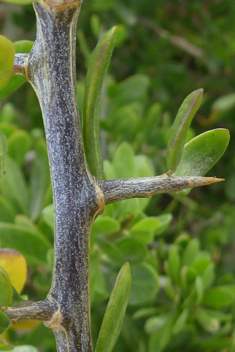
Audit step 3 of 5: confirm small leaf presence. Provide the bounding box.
[95,262,131,352]
[109,74,150,106]
[42,204,54,230]
[0,266,13,306]
[167,89,203,172]
[0,41,33,101]
[0,223,51,267]
[129,263,159,305]
[0,76,26,101]
[8,130,31,166]
[174,129,229,195]
[9,347,38,352]
[114,237,147,265]
[113,142,135,179]
[203,286,235,308]
[145,314,170,334]
[194,308,220,333]
[167,245,180,285]
[83,26,117,179]
[14,41,34,54]
[0,311,10,335]
[0,340,13,350]
[92,216,120,234]
[182,238,200,266]
[0,36,15,91]
[130,217,160,244]
[30,140,50,221]
[1,158,29,215]
[202,263,215,289]
[0,248,27,294]
[0,0,34,5]
[173,309,189,335]
[0,196,16,223]
[0,131,8,181]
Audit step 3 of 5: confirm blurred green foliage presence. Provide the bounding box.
[1,0,235,352]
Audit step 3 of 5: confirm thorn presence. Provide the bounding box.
[188,176,224,188]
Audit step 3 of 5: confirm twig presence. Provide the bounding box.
[98,175,223,205]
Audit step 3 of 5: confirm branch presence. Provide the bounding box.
[13,53,28,75]
[3,299,58,323]
[98,175,224,205]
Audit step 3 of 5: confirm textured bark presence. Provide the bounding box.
[5,299,58,323]
[98,175,223,205]
[24,2,102,352]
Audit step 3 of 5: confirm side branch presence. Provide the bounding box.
[3,299,58,323]
[98,175,224,205]
[13,54,28,75]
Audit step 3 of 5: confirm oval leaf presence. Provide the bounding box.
[0,131,8,182]
[0,41,33,101]
[0,311,10,335]
[0,223,51,267]
[0,266,13,306]
[0,249,27,294]
[0,36,15,91]
[95,262,131,352]
[167,89,203,172]
[129,263,159,305]
[83,26,117,179]
[174,128,230,195]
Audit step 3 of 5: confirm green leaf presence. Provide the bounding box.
[194,308,220,333]
[129,263,159,305]
[0,266,13,306]
[113,142,135,179]
[106,105,140,142]
[0,36,15,91]
[95,262,131,352]
[148,315,175,352]
[0,311,10,335]
[0,196,16,223]
[195,276,204,304]
[167,89,203,172]
[83,26,117,179]
[0,131,8,181]
[0,0,34,4]
[0,223,51,267]
[0,340,13,351]
[203,286,235,308]
[174,128,229,195]
[173,309,189,335]
[202,263,215,289]
[154,214,173,236]
[114,237,147,265]
[191,253,210,275]
[92,216,120,235]
[109,74,150,106]
[10,347,38,352]
[145,314,170,334]
[8,130,31,166]
[0,41,33,101]
[30,140,50,221]
[14,41,34,54]
[42,204,54,230]
[103,160,116,180]
[1,157,29,215]
[0,76,26,101]
[182,238,200,266]
[130,217,160,244]
[167,245,180,285]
